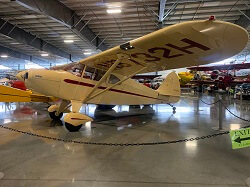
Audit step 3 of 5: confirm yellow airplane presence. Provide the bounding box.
[0,18,248,132]
[178,71,194,86]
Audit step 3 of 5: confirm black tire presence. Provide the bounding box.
[242,95,249,100]
[65,122,82,132]
[129,105,140,108]
[97,105,116,110]
[49,111,63,120]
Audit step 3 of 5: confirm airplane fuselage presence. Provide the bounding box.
[23,69,179,105]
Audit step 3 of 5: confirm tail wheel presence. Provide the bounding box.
[49,111,63,120]
[65,122,82,132]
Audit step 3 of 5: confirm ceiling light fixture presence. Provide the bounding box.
[107,9,121,14]
[1,55,8,58]
[64,39,74,43]
[63,35,75,38]
[84,52,92,55]
[41,53,49,57]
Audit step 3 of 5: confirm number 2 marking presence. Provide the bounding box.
[148,47,183,59]
[131,53,161,62]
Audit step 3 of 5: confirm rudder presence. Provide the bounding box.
[156,72,180,97]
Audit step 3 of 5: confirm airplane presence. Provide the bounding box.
[178,71,195,86]
[1,18,248,132]
[0,73,27,90]
[177,62,250,86]
[0,77,10,85]
[187,63,250,91]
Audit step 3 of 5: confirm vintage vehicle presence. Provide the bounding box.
[151,78,164,89]
[0,18,248,132]
[241,83,250,99]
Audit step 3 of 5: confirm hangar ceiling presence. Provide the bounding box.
[0,0,249,70]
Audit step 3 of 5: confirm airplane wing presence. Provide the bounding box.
[78,19,248,76]
[50,62,77,71]
[0,85,58,102]
[188,63,250,71]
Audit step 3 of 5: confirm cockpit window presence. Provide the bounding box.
[92,69,106,81]
[83,66,95,79]
[108,74,120,84]
[24,72,29,79]
[68,63,107,81]
[68,63,84,77]
[83,67,106,81]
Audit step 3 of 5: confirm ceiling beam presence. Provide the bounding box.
[158,0,167,29]
[158,0,167,22]
[0,19,74,61]
[0,45,50,65]
[74,5,248,17]
[12,0,108,51]
[235,9,250,28]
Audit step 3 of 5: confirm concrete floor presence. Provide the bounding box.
[0,95,249,187]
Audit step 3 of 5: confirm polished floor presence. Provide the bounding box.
[0,95,249,187]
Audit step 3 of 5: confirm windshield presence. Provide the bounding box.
[68,63,84,77]
[68,63,107,81]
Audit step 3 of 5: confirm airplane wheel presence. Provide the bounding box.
[49,111,63,120]
[65,122,82,132]
[173,107,176,111]
[130,105,140,108]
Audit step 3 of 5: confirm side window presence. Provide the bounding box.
[83,66,95,79]
[82,67,106,81]
[68,63,85,77]
[93,69,106,81]
[108,74,120,84]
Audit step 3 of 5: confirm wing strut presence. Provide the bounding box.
[82,53,130,103]
[85,66,147,102]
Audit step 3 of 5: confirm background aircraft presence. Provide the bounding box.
[188,63,250,91]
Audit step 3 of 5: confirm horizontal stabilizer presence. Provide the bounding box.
[0,85,58,102]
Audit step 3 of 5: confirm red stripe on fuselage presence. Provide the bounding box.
[63,79,158,100]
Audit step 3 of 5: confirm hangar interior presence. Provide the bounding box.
[0,0,250,187]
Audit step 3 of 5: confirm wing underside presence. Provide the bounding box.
[78,20,248,76]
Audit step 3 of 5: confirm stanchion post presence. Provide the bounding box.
[219,100,223,130]
[197,97,199,109]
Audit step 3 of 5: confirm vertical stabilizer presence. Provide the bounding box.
[157,72,180,97]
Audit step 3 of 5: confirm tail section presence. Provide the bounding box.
[156,72,180,103]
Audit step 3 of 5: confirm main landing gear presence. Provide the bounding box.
[65,122,82,132]
[49,111,63,121]
[48,100,93,132]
